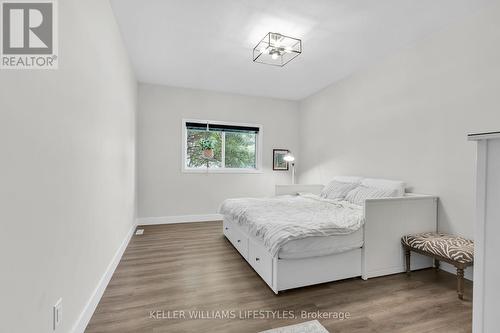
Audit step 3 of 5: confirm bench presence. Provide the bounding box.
[401,232,474,300]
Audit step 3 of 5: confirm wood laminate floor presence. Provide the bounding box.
[86,221,472,333]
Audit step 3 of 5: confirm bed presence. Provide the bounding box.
[219,177,438,294]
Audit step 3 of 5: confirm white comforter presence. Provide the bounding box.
[219,194,365,256]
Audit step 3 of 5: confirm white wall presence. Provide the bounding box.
[298,2,500,267]
[138,83,299,219]
[0,1,137,333]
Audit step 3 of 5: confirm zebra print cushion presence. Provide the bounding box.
[401,232,474,264]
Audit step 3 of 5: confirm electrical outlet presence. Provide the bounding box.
[53,298,62,330]
[135,229,144,235]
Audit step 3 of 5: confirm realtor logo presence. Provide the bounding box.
[1,0,58,69]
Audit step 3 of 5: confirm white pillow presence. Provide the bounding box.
[333,176,363,184]
[361,178,406,197]
[320,181,359,200]
[345,185,398,206]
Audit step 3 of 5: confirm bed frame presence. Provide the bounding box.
[222,184,438,294]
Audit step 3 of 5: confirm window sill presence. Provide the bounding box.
[182,168,264,174]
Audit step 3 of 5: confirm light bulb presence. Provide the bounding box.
[271,53,279,60]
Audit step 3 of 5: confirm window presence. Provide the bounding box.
[182,119,262,173]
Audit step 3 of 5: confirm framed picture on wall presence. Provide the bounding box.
[273,149,289,171]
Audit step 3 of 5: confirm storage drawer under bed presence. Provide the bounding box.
[223,220,273,286]
[248,240,273,284]
[223,220,249,260]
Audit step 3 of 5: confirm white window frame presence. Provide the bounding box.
[181,119,263,174]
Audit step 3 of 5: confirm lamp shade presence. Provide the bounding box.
[284,153,295,162]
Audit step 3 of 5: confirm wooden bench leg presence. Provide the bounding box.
[405,249,411,275]
[457,268,464,300]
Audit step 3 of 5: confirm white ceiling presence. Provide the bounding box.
[110,0,492,100]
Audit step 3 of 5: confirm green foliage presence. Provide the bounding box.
[186,130,222,168]
[199,137,217,150]
[225,132,256,168]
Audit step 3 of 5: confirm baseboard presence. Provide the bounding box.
[71,222,136,333]
[440,262,474,281]
[136,213,223,226]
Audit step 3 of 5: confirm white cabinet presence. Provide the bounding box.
[469,131,500,333]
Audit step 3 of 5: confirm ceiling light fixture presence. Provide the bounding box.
[253,32,302,67]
